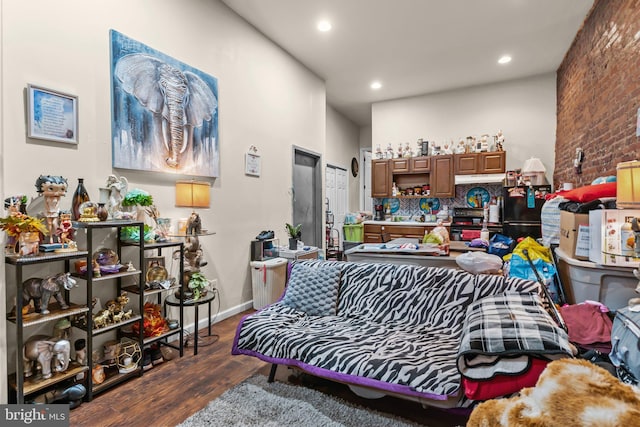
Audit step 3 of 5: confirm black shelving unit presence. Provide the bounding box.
[5,250,89,404]
[122,240,184,358]
[73,220,145,401]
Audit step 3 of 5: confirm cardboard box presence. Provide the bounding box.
[589,209,640,267]
[559,211,590,260]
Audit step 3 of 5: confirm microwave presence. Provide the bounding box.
[250,239,279,261]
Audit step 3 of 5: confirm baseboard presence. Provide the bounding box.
[166,300,254,342]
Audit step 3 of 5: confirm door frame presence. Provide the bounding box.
[291,146,323,248]
[360,147,372,211]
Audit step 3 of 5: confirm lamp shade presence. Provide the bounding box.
[617,160,640,208]
[175,181,210,208]
[522,157,546,173]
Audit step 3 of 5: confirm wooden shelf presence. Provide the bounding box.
[5,250,88,265]
[75,314,142,336]
[9,362,88,396]
[7,302,88,327]
[92,368,141,395]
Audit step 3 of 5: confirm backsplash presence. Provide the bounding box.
[373,183,503,217]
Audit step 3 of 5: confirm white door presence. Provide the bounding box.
[326,165,348,248]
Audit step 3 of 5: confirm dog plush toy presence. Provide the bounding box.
[468,358,640,427]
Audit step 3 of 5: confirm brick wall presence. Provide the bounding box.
[555,0,640,188]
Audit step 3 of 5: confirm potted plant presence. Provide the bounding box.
[121,189,154,221]
[285,223,302,250]
[187,271,209,300]
[0,212,49,256]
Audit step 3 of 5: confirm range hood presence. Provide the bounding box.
[454,173,505,185]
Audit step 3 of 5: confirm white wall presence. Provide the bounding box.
[0,0,327,402]
[326,105,360,211]
[372,73,557,184]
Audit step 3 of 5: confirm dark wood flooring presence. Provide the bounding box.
[69,311,470,427]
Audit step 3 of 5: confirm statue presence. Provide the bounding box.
[19,272,77,315]
[55,210,77,252]
[23,335,71,379]
[105,174,128,219]
[35,175,68,244]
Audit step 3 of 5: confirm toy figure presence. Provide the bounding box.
[55,211,77,251]
[495,129,505,151]
[35,175,68,243]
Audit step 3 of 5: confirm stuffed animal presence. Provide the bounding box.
[467,358,640,427]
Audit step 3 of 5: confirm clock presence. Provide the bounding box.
[351,157,359,177]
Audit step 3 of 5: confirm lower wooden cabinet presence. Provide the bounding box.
[363,223,449,243]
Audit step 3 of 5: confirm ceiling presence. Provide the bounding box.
[221,0,594,127]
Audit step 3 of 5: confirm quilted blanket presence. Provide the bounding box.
[456,292,575,381]
[233,260,545,406]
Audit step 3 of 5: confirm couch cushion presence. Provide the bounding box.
[281,262,341,315]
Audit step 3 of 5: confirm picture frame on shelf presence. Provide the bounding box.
[27,84,78,144]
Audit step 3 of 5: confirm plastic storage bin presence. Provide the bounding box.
[250,257,288,310]
[555,247,638,311]
[343,224,364,242]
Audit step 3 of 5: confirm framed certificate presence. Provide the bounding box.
[245,153,261,177]
[27,84,78,144]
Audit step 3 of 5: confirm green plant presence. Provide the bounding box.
[188,272,209,300]
[122,189,154,207]
[285,223,302,239]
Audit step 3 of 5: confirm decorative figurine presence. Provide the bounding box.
[35,175,68,244]
[442,140,453,155]
[403,142,412,158]
[54,210,77,252]
[19,272,77,315]
[74,339,87,366]
[52,318,71,340]
[105,174,128,219]
[416,139,423,157]
[480,134,490,152]
[495,129,505,151]
[23,335,71,379]
[187,212,202,235]
[386,143,394,159]
[455,138,467,154]
[127,261,135,272]
[375,144,383,159]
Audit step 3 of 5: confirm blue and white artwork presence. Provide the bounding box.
[110,30,219,177]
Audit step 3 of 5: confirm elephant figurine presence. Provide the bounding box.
[114,53,218,169]
[23,335,71,379]
[22,272,77,315]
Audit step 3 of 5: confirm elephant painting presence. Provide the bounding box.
[114,53,217,170]
[21,272,77,315]
[111,31,218,176]
[23,335,71,379]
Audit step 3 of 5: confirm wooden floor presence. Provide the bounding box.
[70,310,469,427]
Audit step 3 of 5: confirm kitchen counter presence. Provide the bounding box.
[363,220,452,227]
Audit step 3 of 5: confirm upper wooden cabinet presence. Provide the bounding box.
[431,155,455,198]
[410,156,430,172]
[454,151,506,175]
[371,159,391,198]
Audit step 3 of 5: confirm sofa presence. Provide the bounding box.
[232,260,573,408]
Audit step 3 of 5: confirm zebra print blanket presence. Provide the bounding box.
[232,260,543,407]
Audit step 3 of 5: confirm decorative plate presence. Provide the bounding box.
[146,264,169,283]
[466,187,490,208]
[93,248,120,266]
[419,198,440,212]
[382,198,400,213]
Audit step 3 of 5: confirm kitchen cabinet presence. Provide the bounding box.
[363,223,449,243]
[5,250,90,404]
[431,155,455,197]
[390,158,410,173]
[371,159,391,198]
[454,151,506,175]
[410,156,430,172]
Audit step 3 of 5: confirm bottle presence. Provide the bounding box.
[480,219,490,242]
[621,217,635,256]
[489,197,499,223]
[71,178,90,221]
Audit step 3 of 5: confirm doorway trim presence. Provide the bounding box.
[291,145,323,248]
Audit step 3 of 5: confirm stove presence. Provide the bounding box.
[450,207,503,241]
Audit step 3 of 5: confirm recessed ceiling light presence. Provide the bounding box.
[370,81,382,90]
[498,55,512,64]
[317,20,332,32]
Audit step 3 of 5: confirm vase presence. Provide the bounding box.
[71,178,90,221]
[96,203,109,222]
[289,238,298,250]
[18,232,40,256]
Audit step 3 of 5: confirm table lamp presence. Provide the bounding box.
[175,180,210,235]
[616,160,640,294]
